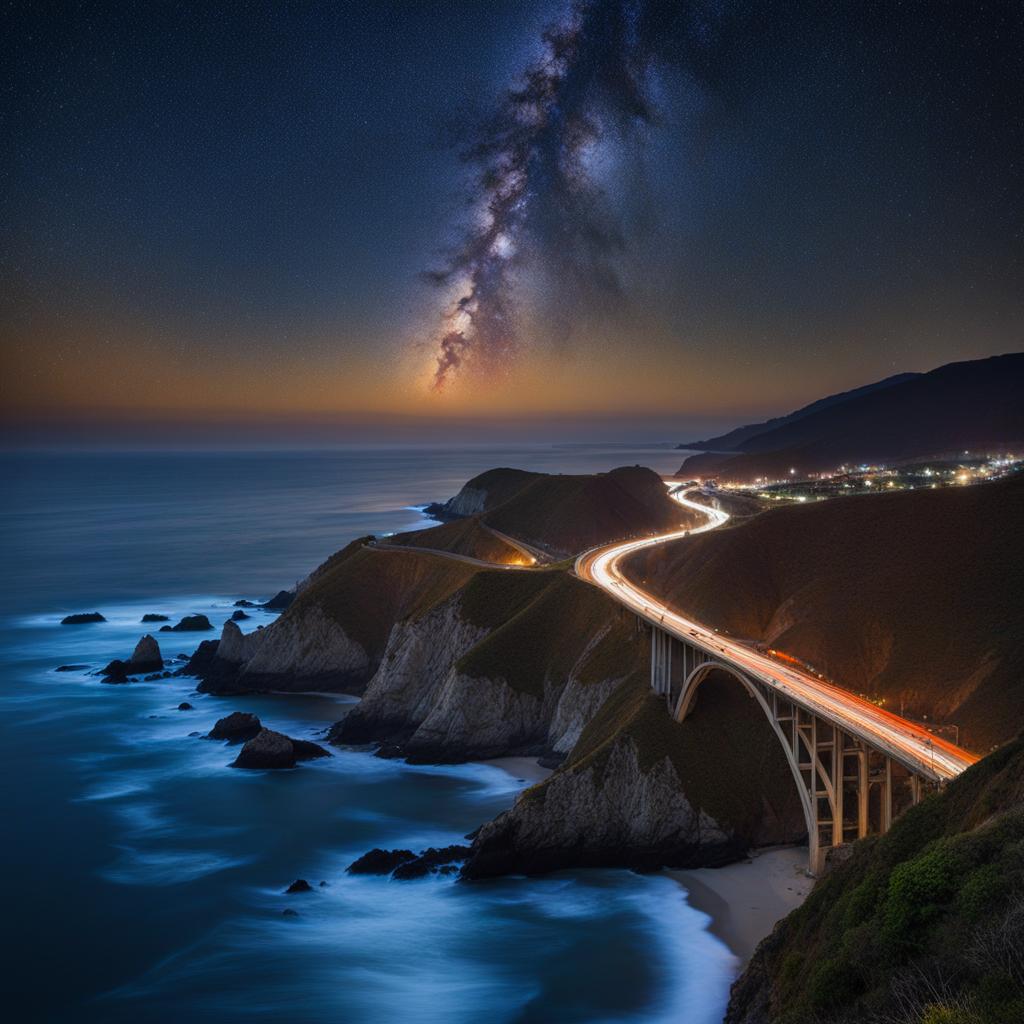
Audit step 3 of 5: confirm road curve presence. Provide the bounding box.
[369,540,536,570]
[576,483,979,784]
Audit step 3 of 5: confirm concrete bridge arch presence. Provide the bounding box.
[649,625,924,874]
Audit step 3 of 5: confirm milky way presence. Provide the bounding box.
[423,0,726,391]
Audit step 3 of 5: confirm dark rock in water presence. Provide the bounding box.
[208,711,261,742]
[261,590,294,611]
[285,878,312,894]
[186,638,248,692]
[292,738,331,761]
[347,848,417,875]
[318,881,329,888]
[175,653,189,661]
[233,599,257,608]
[141,613,169,623]
[56,664,89,672]
[178,702,193,711]
[392,845,472,880]
[100,660,130,683]
[374,743,406,760]
[162,671,171,678]
[129,634,163,672]
[230,609,250,621]
[188,731,202,737]
[422,501,460,522]
[143,673,162,681]
[61,612,105,625]
[282,908,299,917]
[159,614,213,633]
[101,634,163,682]
[232,728,295,769]
[437,864,459,877]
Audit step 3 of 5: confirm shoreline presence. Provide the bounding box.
[481,755,553,784]
[669,846,812,963]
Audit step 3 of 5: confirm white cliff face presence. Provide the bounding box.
[354,597,489,728]
[463,737,733,876]
[337,600,640,760]
[216,620,265,664]
[443,486,488,516]
[546,675,623,753]
[237,606,368,682]
[406,674,560,757]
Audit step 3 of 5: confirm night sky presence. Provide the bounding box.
[3,1,1022,443]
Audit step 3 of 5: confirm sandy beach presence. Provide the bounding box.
[483,755,554,784]
[670,847,812,962]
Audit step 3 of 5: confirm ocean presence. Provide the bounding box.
[1,445,736,1023]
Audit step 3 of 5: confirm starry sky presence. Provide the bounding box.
[3,0,1022,444]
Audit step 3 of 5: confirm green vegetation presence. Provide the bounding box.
[290,543,480,656]
[476,465,697,556]
[454,467,543,510]
[729,736,1024,1023]
[387,516,523,562]
[457,572,639,697]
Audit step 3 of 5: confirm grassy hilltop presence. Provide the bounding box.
[416,464,698,558]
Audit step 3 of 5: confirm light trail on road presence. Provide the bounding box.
[576,483,979,783]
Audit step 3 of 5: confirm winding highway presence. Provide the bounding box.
[576,483,979,783]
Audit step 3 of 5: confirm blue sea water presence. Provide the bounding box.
[1,445,736,1023]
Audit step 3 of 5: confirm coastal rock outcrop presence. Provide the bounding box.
[347,848,416,875]
[331,571,648,764]
[61,612,105,624]
[101,634,164,682]
[141,613,169,623]
[462,675,806,878]
[208,711,261,742]
[463,730,734,877]
[159,614,213,633]
[231,728,330,769]
[346,844,470,879]
[191,607,368,695]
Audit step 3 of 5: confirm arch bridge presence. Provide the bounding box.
[576,484,977,876]
[649,625,936,874]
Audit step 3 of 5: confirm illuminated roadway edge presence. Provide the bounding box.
[574,483,979,784]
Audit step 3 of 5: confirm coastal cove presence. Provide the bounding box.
[3,446,804,1023]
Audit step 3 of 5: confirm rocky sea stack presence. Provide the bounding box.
[101,634,164,683]
[231,728,331,770]
[208,711,262,742]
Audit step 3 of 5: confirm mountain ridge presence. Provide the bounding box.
[678,353,1024,481]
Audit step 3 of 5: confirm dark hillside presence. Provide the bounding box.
[291,543,480,658]
[482,465,697,556]
[625,474,1024,750]
[387,517,526,563]
[428,465,699,557]
[681,372,919,452]
[680,353,1024,481]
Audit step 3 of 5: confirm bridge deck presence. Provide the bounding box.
[575,485,977,785]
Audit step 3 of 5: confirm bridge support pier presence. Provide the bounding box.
[647,623,938,875]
